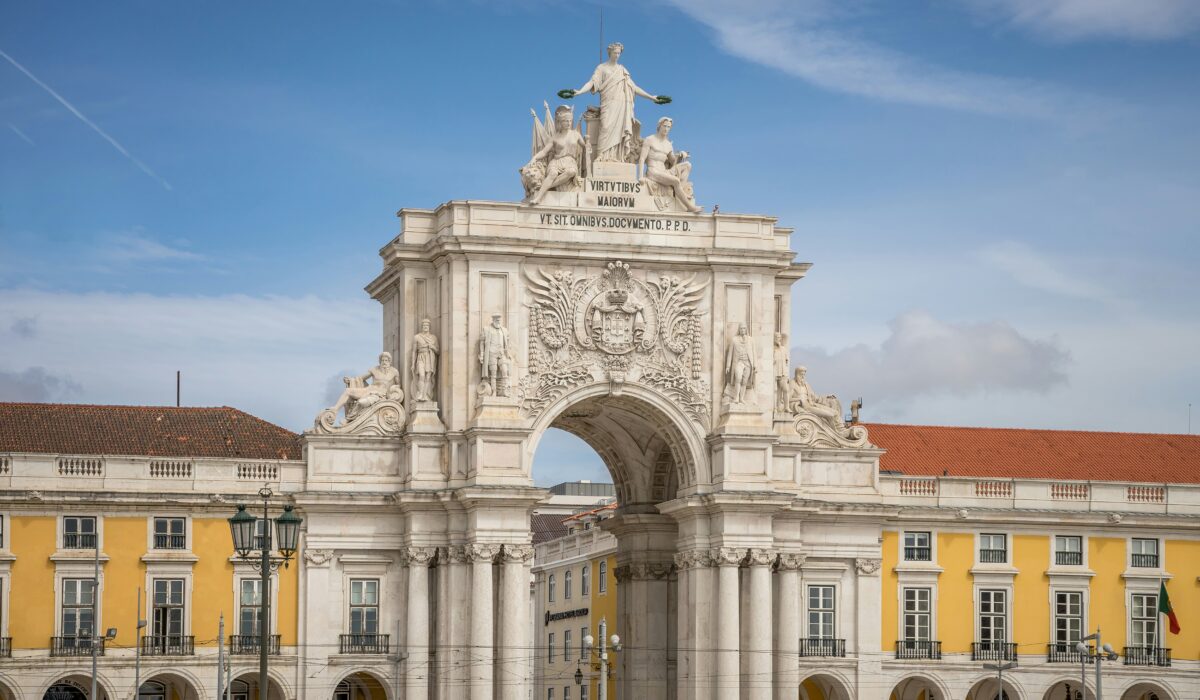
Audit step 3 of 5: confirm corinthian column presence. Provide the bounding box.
[773,553,805,700]
[500,544,534,700]
[469,543,501,700]
[444,545,472,696]
[745,549,775,700]
[713,547,745,698]
[673,549,714,700]
[404,546,437,700]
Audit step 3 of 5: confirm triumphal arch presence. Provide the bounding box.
[303,43,883,700]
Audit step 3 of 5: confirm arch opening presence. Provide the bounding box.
[333,672,388,700]
[799,672,854,700]
[229,674,285,700]
[967,676,1022,700]
[1121,682,1174,700]
[141,672,202,700]
[42,676,110,700]
[1040,681,1096,700]
[889,676,947,700]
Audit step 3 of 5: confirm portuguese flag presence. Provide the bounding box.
[1160,581,1181,635]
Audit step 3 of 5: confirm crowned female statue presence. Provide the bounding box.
[560,42,669,163]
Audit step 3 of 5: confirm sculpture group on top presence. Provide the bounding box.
[520,42,702,213]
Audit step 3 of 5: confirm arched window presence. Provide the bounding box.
[44,683,88,700]
[581,564,590,595]
[138,681,166,700]
[548,573,556,602]
[334,679,352,700]
[230,679,250,700]
[564,570,573,599]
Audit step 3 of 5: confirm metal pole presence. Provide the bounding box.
[1094,629,1102,700]
[260,491,270,700]
[91,529,99,700]
[218,613,224,700]
[997,663,1003,700]
[1080,652,1086,700]
[598,644,607,700]
[135,588,142,700]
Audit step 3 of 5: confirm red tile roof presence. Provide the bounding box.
[0,402,302,460]
[866,423,1200,484]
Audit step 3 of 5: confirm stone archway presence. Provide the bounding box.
[967,675,1023,700]
[1120,682,1175,700]
[890,675,949,700]
[229,673,287,700]
[798,672,854,700]
[1040,681,1095,700]
[141,672,203,700]
[42,676,111,700]
[333,671,390,700]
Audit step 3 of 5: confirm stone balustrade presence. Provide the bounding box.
[880,474,1200,515]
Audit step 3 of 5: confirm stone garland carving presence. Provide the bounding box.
[615,562,674,582]
[403,546,438,567]
[480,314,514,398]
[722,324,757,405]
[855,558,882,576]
[303,549,334,567]
[500,544,535,564]
[444,544,471,565]
[787,365,870,449]
[467,543,502,564]
[774,552,806,572]
[312,352,406,436]
[521,260,710,422]
[410,319,439,403]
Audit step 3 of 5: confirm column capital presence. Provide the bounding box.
[444,544,471,564]
[744,548,776,567]
[614,562,673,582]
[403,545,438,566]
[711,546,747,567]
[774,552,806,571]
[468,543,502,563]
[855,557,882,576]
[673,548,713,570]
[499,544,534,564]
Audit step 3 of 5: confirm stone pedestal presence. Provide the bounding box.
[408,401,445,432]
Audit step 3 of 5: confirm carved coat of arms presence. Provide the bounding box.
[521,261,710,423]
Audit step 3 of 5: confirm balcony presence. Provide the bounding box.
[896,640,941,660]
[141,635,194,656]
[339,633,389,654]
[63,533,97,549]
[153,534,187,550]
[0,637,9,658]
[1131,553,1159,568]
[972,641,1017,661]
[979,549,1007,564]
[799,638,845,657]
[1123,646,1170,667]
[1047,643,1093,663]
[230,634,281,655]
[904,547,931,562]
[51,636,104,657]
[1055,551,1083,566]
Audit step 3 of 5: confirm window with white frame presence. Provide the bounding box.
[548,574,556,602]
[564,687,570,700]
[598,562,607,593]
[902,588,932,641]
[903,531,931,561]
[62,578,96,639]
[978,589,1007,649]
[1055,536,1083,566]
[153,518,186,549]
[1131,593,1158,647]
[548,632,555,662]
[807,585,835,639]
[1131,539,1159,568]
[547,689,554,700]
[581,564,590,595]
[581,685,588,700]
[565,569,573,599]
[349,579,379,635]
[63,516,97,549]
[1054,591,1084,646]
[580,626,587,659]
[238,579,262,636]
[564,628,571,660]
[979,534,1007,564]
[151,579,185,640]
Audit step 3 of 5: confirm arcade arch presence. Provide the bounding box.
[41,676,111,700]
[140,672,202,700]
[889,674,950,700]
[1040,681,1095,700]
[967,675,1022,700]
[332,671,389,700]
[798,672,854,700]
[1120,682,1175,700]
[229,673,287,700]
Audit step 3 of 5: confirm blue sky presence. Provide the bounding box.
[2,1,1198,486]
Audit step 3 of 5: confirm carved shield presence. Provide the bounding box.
[600,308,634,353]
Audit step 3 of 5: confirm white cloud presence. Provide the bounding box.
[100,230,206,263]
[977,240,1115,304]
[0,289,378,430]
[963,0,1200,41]
[0,366,82,402]
[665,0,1100,121]
[793,310,1071,410]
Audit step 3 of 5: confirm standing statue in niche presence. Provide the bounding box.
[788,366,844,431]
[723,324,757,404]
[410,318,439,402]
[773,332,790,412]
[638,117,702,213]
[523,105,588,204]
[558,42,670,163]
[480,314,513,398]
[327,352,403,424]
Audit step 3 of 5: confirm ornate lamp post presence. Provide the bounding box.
[580,632,621,700]
[228,487,301,700]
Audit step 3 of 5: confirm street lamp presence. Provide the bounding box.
[228,488,302,700]
[582,632,621,700]
[1076,630,1118,700]
[982,661,1015,700]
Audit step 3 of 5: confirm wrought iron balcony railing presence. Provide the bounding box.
[1047,643,1093,663]
[230,634,281,655]
[62,533,97,549]
[141,635,194,656]
[339,633,389,654]
[979,549,1007,564]
[1131,553,1159,568]
[1055,551,1083,566]
[153,533,187,549]
[51,636,104,657]
[904,547,931,561]
[972,641,1017,661]
[895,640,941,660]
[1123,646,1170,667]
[799,638,845,657]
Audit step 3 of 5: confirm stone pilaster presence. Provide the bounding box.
[468,543,501,700]
[854,557,883,700]
[499,544,534,700]
[773,553,805,700]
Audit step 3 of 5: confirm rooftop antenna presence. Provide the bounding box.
[599,8,604,61]
[176,370,181,407]
[1189,402,1192,434]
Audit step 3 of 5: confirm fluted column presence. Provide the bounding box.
[773,553,804,700]
[713,547,745,698]
[499,544,534,700]
[745,549,774,700]
[404,546,437,700]
[469,543,501,700]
